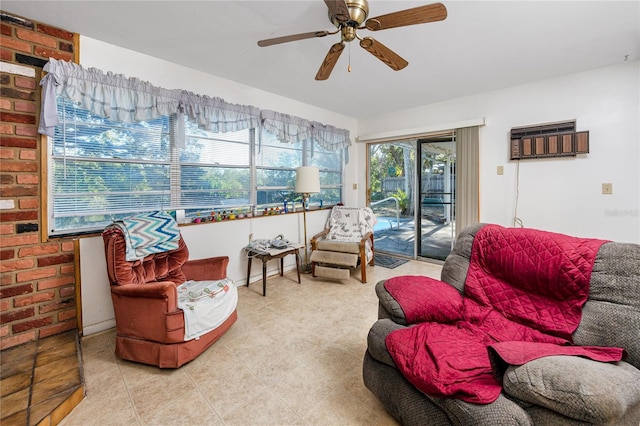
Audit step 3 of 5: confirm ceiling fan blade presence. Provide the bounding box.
[315,43,345,81]
[324,0,350,23]
[365,2,447,31]
[258,30,331,47]
[359,37,408,71]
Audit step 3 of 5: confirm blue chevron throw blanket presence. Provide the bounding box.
[110,211,180,261]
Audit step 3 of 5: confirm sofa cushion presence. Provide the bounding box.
[503,356,640,423]
[383,275,463,324]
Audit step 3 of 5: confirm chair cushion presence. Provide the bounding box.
[503,355,640,423]
[315,239,361,254]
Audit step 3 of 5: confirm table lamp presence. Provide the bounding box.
[295,166,320,271]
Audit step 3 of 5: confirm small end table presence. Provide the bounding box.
[245,245,302,296]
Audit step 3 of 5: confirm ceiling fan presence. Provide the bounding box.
[257,0,447,81]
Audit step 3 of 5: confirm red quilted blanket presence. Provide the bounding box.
[385,225,624,404]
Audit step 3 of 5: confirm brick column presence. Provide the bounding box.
[1,11,78,350]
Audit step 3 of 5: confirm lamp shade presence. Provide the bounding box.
[295,166,320,194]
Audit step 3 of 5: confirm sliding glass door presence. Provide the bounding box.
[418,136,456,260]
[367,133,457,261]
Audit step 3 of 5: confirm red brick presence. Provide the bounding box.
[0,147,15,159]
[0,123,14,134]
[16,174,38,184]
[36,24,74,41]
[59,286,75,298]
[40,298,74,314]
[12,315,53,333]
[0,330,37,350]
[0,232,39,248]
[0,283,33,298]
[0,175,14,185]
[60,264,75,275]
[1,24,12,37]
[0,98,11,110]
[0,325,8,337]
[58,309,76,321]
[14,76,36,90]
[0,35,31,53]
[15,125,37,137]
[0,48,12,61]
[0,160,37,172]
[0,297,9,310]
[0,258,35,273]
[19,150,36,160]
[37,275,74,290]
[1,274,14,286]
[0,87,34,101]
[39,320,75,338]
[1,307,34,324]
[14,100,36,114]
[19,198,38,209]
[60,241,74,252]
[0,210,39,221]
[0,112,35,125]
[15,28,58,48]
[14,290,55,307]
[0,136,37,149]
[18,244,59,257]
[0,248,15,260]
[0,186,39,197]
[59,42,73,53]
[0,224,15,235]
[33,46,72,61]
[37,253,73,267]
[16,267,57,283]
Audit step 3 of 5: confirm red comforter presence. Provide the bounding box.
[385,225,625,404]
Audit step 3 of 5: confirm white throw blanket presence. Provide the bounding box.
[176,278,238,341]
[324,206,377,262]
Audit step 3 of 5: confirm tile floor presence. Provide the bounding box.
[59,259,440,425]
[1,330,84,426]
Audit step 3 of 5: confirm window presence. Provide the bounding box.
[48,98,343,235]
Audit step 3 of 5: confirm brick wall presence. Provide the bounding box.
[1,11,78,350]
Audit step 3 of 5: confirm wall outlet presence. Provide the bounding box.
[497,165,504,175]
[353,183,357,190]
[602,183,613,195]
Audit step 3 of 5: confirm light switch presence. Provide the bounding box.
[602,183,613,195]
[497,165,504,175]
[352,183,357,190]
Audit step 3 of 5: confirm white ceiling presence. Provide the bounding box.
[2,1,639,120]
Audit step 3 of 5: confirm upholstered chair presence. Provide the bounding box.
[103,227,237,368]
[310,206,376,283]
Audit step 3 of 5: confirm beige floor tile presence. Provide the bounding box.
[221,389,304,426]
[58,259,441,425]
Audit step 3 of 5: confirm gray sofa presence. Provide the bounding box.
[363,223,640,425]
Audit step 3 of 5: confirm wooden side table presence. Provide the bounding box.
[245,245,301,296]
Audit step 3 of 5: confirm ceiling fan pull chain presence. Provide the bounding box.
[348,42,352,72]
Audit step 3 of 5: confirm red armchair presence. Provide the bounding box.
[102,227,237,368]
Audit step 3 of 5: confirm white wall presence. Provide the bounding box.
[80,210,330,335]
[358,61,640,243]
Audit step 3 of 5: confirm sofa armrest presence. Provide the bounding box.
[182,256,229,281]
[111,281,177,304]
[110,281,182,343]
[311,229,330,249]
[503,356,640,424]
[375,280,409,325]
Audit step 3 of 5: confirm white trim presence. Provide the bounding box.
[357,118,486,143]
[0,61,36,77]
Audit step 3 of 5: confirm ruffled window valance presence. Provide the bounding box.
[38,59,350,153]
